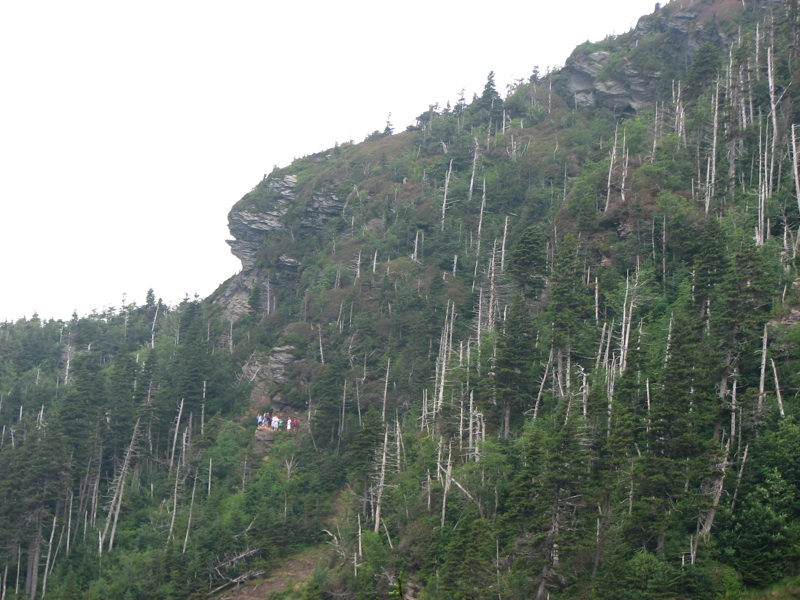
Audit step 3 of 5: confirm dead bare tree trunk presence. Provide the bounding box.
[472,180,487,290]
[731,443,749,511]
[604,124,618,212]
[150,302,159,349]
[182,469,198,554]
[26,512,43,600]
[103,419,140,553]
[767,46,780,198]
[533,347,553,421]
[792,125,800,220]
[757,323,768,423]
[40,515,57,599]
[487,240,498,332]
[440,442,453,528]
[168,462,180,544]
[373,425,389,533]
[620,128,629,203]
[318,324,325,365]
[441,159,453,231]
[500,216,509,272]
[706,78,720,214]
[771,358,785,418]
[169,399,183,474]
[381,359,391,423]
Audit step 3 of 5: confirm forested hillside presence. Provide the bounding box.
[3,0,800,597]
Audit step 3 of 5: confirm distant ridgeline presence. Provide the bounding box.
[3,0,800,597]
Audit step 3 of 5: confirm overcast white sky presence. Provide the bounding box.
[0,0,657,322]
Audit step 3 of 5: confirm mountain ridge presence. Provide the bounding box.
[3,0,800,597]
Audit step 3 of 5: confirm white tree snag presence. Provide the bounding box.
[40,515,57,599]
[500,216,509,272]
[604,123,619,212]
[533,348,553,421]
[770,358,785,418]
[65,489,72,556]
[705,78,720,214]
[150,302,159,349]
[487,241,498,332]
[441,159,453,231]
[381,359,391,423]
[793,124,800,220]
[595,322,607,370]
[766,46,780,197]
[169,399,183,474]
[730,443,749,511]
[168,462,180,544]
[339,381,347,442]
[621,129,629,203]
[472,180,487,290]
[757,323,768,421]
[440,442,453,528]
[468,389,475,460]
[468,138,480,204]
[373,425,389,533]
[102,419,140,554]
[182,469,198,554]
[63,340,72,385]
[318,324,325,365]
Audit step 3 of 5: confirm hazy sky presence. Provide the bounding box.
[0,0,657,322]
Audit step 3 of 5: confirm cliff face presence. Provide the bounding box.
[227,175,298,274]
[561,0,748,112]
[220,169,347,321]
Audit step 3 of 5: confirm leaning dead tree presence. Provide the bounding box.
[100,418,140,554]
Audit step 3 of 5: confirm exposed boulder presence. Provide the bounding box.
[238,346,299,408]
[266,346,297,386]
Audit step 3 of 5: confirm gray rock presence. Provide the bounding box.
[561,0,740,113]
[266,346,297,385]
[226,175,297,272]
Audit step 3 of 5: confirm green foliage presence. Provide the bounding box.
[508,226,547,298]
[4,3,800,596]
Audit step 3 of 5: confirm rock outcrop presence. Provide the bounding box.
[265,346,297,386]
[239,346,300,411]
[564,48,662,113]
[561,0,748,113]
[219,171,345,320]
[227,175,297,273]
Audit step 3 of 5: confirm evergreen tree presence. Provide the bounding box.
[508,225,548,299]
[495,296,534,437]
[440,516,496,598]
[549,233,593,353]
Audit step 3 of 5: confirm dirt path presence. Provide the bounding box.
[218,545,328,599]
[215,420,338,599]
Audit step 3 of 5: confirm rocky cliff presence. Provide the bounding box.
[561,0,751,112]
[220,170,346,321]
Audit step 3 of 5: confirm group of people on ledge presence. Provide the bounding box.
[256,411,300,432]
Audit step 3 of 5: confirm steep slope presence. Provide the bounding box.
[562,0,754,112]
[3,0,800,598]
